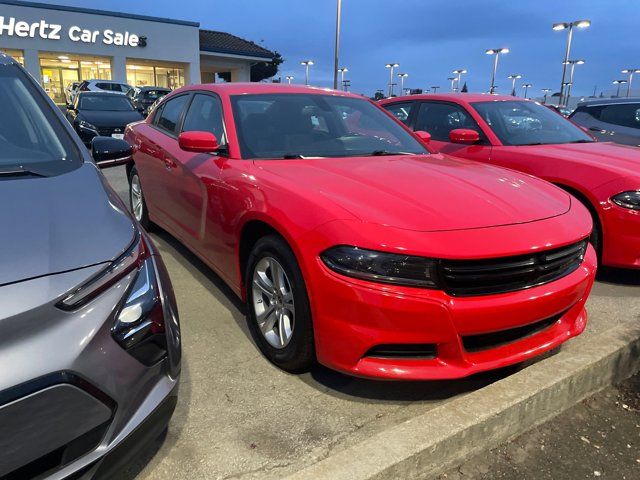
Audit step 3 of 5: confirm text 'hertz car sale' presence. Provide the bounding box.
[125,83,596,380]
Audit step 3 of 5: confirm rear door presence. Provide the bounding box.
[412,101,492,161]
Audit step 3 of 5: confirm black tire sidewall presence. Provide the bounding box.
[128,166,152,231]
[245,235,315,372]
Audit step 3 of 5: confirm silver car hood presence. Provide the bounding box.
[0,163,135,287]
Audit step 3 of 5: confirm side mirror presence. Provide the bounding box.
[91,136,133,169]
[178,131,219,153]
[414,130,431,144]
[449,128,480,144]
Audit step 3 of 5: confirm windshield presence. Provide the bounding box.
[231,93,428,159]
[79,94,134,112]
[0,63,81,176]
[472,100,594,146]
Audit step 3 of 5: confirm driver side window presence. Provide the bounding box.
[181,93,227,146]
[415,102,482,142]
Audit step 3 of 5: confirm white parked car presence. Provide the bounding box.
[70,79,133,104]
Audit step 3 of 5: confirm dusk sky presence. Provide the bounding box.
[54,0,640,98]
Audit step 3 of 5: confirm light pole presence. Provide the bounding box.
[621,68,640,97]
[508,74,522,96]
[301,60,314,86]
[564,59,585,104]
[398,73,408,95]
[285,75,294,84]
[431,86,440,93]
[338,67,348,91]
[522,83,532,99]
[541,88,552,104]
[448,77,456,92]
[553,19,591,106]
[332,0,342,90]
[613,79,627,97]
[486,48,509,94]
[452,69,467,91]
[385,63,399,97]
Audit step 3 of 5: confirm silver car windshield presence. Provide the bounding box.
[0,63,81,176]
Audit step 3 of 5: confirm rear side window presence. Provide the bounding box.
[599,104,640,129]
[415,102,482,142]
[182,93,226,144]
[156,95,189,134]
[95,82,114,91]
[384,102,414,124]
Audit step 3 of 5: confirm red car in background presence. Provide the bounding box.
[381,94,640,269]
[125,84,596,380]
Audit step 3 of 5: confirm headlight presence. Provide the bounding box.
[77,119,98,133]
[321,245,438,288]
[57,232,168,365]
[612,191,640,210]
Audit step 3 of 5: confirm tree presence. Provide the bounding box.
[373,90,385,100]
[251,52,284,82]
[461,81,468,93]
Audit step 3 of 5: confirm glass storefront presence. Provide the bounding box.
[0,48,24,65]
[40,53,112,104]
[127,61,185,89]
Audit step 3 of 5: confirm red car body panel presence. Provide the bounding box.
[127,84,596,380]
[381,94,640,268]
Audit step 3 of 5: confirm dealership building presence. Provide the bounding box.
[0,0,276,103]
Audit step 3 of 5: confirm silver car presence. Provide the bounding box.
[0,54,180,479]
[570,98,640,146]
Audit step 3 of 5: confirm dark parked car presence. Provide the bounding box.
[0,53,180,479]
[570,98,640,146]
[67,91,144,146]
[127,86,171,116]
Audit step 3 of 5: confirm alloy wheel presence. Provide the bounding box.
[130,174,144,222]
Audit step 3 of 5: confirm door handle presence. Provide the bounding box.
[163,156,177,169]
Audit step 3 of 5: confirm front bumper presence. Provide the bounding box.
[309,245,597,380]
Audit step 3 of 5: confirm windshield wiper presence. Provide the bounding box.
[567,139,594,144]
[0,166,47,178]
[369,150,417,156]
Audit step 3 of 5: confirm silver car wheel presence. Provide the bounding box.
[252,257,295,349]
[130,174,144,222]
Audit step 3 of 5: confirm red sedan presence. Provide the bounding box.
[125,84,596,380]
[381,94,640,269]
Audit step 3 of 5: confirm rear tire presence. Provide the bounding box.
[128,166,153,231]
[245,235,315,372]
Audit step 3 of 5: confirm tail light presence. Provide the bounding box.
[57,232,168,365]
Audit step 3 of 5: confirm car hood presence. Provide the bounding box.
[257,154,570,232]
[514,142,640,178]
[78,110,143,128]
[0,163,135,286]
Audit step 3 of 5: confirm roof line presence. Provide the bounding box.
[0,0,200,27]
[199,46,273,59]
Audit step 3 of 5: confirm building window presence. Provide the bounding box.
[39,53,112,104]
[1,48,24,65]
[127,61,185,89]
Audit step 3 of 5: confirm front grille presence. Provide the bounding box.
[439,241,587,297]
[462,311,566,353]
[364,344,437,359]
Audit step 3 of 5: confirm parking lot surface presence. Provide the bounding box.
[102,166,640,480]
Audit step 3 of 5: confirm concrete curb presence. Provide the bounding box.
[283,322,640,480]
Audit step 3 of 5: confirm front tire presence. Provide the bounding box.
[128,166,153,231]
[245,235,315,372]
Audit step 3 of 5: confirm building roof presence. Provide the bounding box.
[199,30,275,60]
[0,0,200,27]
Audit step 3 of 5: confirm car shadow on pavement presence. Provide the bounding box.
[596,266,640,286]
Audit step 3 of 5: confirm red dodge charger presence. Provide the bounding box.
[125,84,596,380]
[381,94,640,269]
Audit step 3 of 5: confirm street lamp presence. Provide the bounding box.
[486,48,509,94]
[285,75,294,84]
[332,0,342,90]
[338,67,348,91]
[553,19,591,106]
[397,73,409,95]
[507,74,522,95]
[448,77,456,92]
[621,68,640,97]
[385,63,399,97]
[564,59,585,104]
[452,69,467,92]
[613,79,628,97]
[431,86,440,93]
[541,88,552,104]
[522,83,532,99]
[301,60,314,85]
